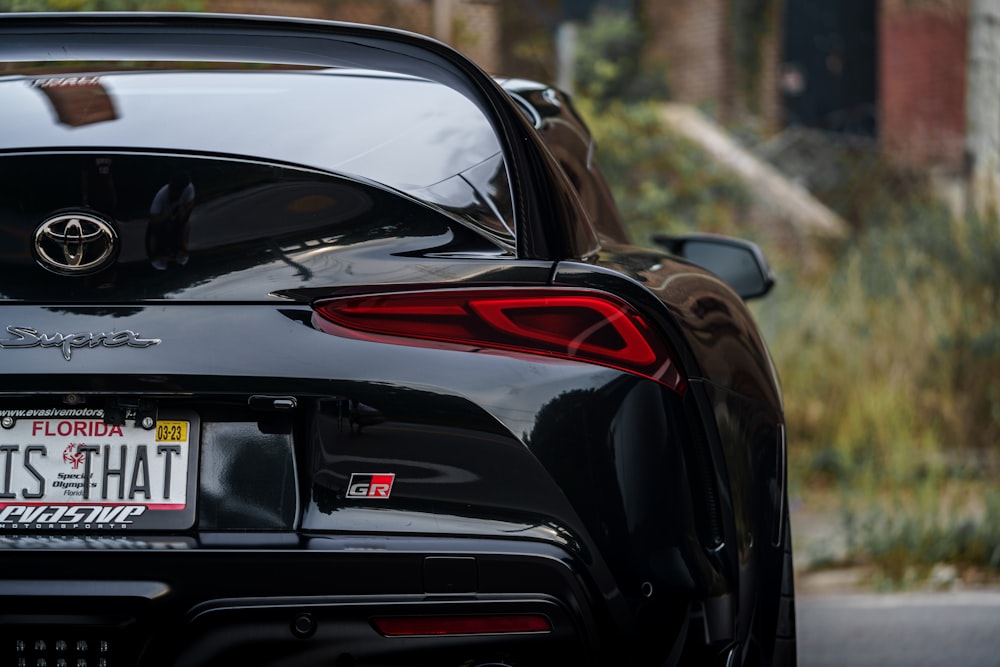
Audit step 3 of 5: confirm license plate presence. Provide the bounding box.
[0,411,199,531]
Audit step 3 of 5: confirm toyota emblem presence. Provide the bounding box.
[33,213,118,275]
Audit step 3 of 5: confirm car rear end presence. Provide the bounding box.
[0,13,743,667]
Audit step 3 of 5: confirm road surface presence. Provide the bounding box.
[798,590,1000,667]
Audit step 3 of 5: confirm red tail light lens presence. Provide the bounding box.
[313,288,685,393]
[371,613,552,636]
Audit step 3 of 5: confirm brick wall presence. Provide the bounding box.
[454,1,500,73]
[879,2,968,170]
[497,0,558,82]
[643,0,730,107]
[642,0,782,127]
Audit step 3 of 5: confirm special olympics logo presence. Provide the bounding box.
[63,444,87,469]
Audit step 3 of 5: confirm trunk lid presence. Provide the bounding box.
[0,151,504,302]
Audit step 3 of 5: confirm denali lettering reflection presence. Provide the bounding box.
[0,326,160,361]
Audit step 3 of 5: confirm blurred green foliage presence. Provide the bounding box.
[573,8,668,109]
[571,8,749,241]
[571,6,1000,583]
[755,180,1000,583]
[758,196,1000,475]
[842,483,1000,589]
[576,97,750,242]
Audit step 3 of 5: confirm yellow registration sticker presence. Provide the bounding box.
[155,420,189,443]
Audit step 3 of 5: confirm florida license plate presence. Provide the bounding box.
[0,411,199,531]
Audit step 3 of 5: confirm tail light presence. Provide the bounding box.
[370,614,552,636]
[312,288,685,393]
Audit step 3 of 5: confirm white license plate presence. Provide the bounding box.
[0,412,198,531]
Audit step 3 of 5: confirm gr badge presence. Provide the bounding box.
[346,473,395,499]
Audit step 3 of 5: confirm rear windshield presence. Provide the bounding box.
[0,65,514,240]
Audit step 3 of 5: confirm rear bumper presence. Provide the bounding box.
[0,300,733,666]
[1,534,606,667]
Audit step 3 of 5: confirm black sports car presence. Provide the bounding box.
[0,12,794,667]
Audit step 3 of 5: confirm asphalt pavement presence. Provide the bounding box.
[797,590,1000,667]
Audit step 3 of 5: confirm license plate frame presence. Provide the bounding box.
[0,409,199,531]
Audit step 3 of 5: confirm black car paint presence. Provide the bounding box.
[0,152,518,300]
[0,12,790,667]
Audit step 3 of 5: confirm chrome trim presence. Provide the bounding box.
[0,326,160,361]
[33,212,118,275]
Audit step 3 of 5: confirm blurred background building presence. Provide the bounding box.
[206,0,976,180]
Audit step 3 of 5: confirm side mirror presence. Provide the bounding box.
[652,233,775,300]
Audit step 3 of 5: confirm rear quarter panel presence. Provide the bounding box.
[553,246,787,648]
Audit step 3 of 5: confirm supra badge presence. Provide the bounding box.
[0,326,160,361]
[346,473,395,499]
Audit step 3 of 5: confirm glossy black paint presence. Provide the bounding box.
[0,12,792,667]
[0,152,518,300]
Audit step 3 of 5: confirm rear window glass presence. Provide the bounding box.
[0,63,514,241]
